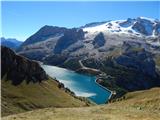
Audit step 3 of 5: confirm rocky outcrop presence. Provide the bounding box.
[54,28,84,54]
[119,18,135,27]
[115,49,157,77]
[93,32,105,48]
[132,18,154,36]
[1,46,48,85]
[154,23,160,35]
[43,54,68,66]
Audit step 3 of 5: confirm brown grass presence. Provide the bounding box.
[1,78,86,116]
[2,87,160,120]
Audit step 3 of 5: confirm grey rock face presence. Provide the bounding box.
[93,32,105,48]
[115,47,157,77]
[54,28,84,54]
[119,18,135,27]
[1,46,48,85]
[132,18,154,36]
[154,23,160,35]
[19,25,67,49]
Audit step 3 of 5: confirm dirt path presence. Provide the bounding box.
[78,60,101,73]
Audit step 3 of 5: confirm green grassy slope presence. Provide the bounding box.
[3,87,160,120]
[1,78,87,117]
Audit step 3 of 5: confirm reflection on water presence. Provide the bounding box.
[41,65,111,104]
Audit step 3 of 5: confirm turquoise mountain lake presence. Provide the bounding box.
[41,65,111,104]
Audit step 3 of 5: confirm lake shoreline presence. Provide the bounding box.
[78,60,113,102]
[41,63,113,104]
[95,78,113,102]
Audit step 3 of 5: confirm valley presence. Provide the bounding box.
[1,46,88,117]
[1,14,160,120]
[17,17,160,100]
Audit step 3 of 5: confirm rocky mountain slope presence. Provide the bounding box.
[1,46,87,116]
[18,17,160,62]
[3,87,160,120]
[1,46,47,85]
[17,17,160,98]
[1,37,22,50]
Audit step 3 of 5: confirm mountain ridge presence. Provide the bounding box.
[1,37,23,50]
[17,17,160,100]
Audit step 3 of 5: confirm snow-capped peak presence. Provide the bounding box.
[83,17,160,37]
[138,17,157,23]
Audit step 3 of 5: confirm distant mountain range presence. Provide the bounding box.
[1,37,23,50]
[16,17,160,98]
[82,17,160,37]
[18,17,160,56]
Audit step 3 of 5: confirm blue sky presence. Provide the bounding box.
[1,1,160,41]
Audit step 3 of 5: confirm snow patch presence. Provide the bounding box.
[139,17,156,23]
